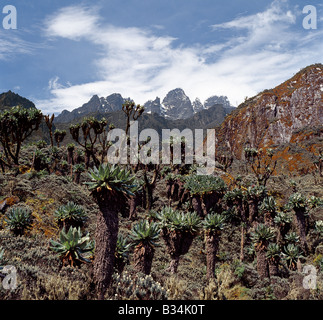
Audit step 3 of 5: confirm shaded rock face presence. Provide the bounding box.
[100,93,125,112]
[53,88,234,122]
[204,95,232,110]
[0,91,36,111]
[144,97,161,115]
[55,93,125,123]
[215,64,323,162]
[192,98,204,113]
[162,88,194,119]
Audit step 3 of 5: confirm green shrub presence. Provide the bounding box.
[5,207,32,236]
[49,226,94,267]
[115,234,131,273]
[112,272,168,300]
[130,220,160,248]
[184,175,227,195]
[54,201,88,229]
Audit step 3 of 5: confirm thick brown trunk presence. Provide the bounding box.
[162,229,194,274]
[67,148,74,166]
[94,197,119,300]
[73,172,81,184]
[191,195,203,217]
[205,232,220,280]
[295,209,308,255]
[240,225,245,262]
[129,195,137,220]
[133,244,154,275]
[248,200,259,225]
[268,259,279,278]
[235,200,246,223]
[277,224,289,245]
[256,246,269,279]
[171,182,179,201]
[166,181,173,205]
[203,193,219,214]
[85,149,91,169]
[169,256,180,273]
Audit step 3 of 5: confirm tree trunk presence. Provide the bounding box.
[235,200,246,223]
[73,172,81,184]
[67,148,74,167]
[162,229,194,274]
[191,195,203,217]
[94,197,119,300]
[248,200,259,225]
[205,232,220,280]
[133,244,154,275]
[277,224,289,245]
[129,195,137,220]
[268,259,279,278]
[166,180,173,206]
[255,246,269,279]
[171,181,179,202]
[295,208,308,255]
[169,256,180,274]
[240,225,245,262]
[85,149,91,169]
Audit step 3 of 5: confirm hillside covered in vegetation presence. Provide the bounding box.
[0,65,322,301]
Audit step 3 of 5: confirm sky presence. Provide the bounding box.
[0,0,322,114]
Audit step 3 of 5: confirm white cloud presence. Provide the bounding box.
[48,76,65,90]
[38,1,323,114]
[0,31,35,60]
[44,5,101,40]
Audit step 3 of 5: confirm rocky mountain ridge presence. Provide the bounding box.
[211,63,323,174]
[54,88,234,123]
[0,90,36,111]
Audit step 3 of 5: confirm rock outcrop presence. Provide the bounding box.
[213,64,323,174]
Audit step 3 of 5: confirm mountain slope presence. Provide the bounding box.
[161,88,194,119]
[54,104,230,146]
[55,89,234,122]
[212,63,323,173]
[0,91,36,111]
[55,93,126,123]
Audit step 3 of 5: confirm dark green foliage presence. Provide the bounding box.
[246,185,267,200]
[54,129,66,147]
[130,220,160,248]
[288,192,307,210]
[49,226,94,267]
[202,213,226,233]
[184,175,227,195]
[223,188,244,203]
[0,106,42,164]
[115,234,131,273]
[85,164,138,197]
[5,206,32,235]
[259,196,276,214]
[157,207,201,234]
[284,232,300,245]
[282,244,304,270]
[266,243,281,260]
[251,223,275,246]
[73,163,85,173]
[314,220,323,237]
[54,201,88,229]
[36,140,47,149]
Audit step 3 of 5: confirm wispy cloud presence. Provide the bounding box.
[37,1,323,114]
[0,31,35,60]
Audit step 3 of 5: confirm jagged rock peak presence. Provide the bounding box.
[162,88,194,119]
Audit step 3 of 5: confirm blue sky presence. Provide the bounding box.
[0,0,322,114]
